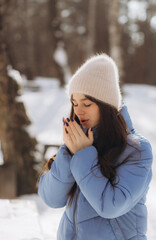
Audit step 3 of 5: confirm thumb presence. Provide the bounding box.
[88,128,94,144]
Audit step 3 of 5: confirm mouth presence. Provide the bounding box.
[80,119,89,125]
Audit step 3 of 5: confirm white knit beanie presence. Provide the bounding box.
[67,54,122,110]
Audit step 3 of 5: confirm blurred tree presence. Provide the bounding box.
[108,0,124,83]
[121,0,156,85]
[86,0,110,56]
[57,0,89,73]
[0,0,38,197]
[5,0,64,85]
[94,0,110,54]
[2,0,156,88]
[85,0,96,56]
[57,0,110,73]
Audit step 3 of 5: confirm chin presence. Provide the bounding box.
[82,124,92,129]
[82,126,88,129]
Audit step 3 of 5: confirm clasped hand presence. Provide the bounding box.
[63,118,94,155]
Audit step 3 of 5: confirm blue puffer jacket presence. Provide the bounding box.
[38,105,153,240]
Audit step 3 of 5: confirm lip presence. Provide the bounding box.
[80,119,89,125]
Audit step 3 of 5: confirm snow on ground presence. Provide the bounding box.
[20,77,70,146]
[1,77,156,239]
[0,199,44,240]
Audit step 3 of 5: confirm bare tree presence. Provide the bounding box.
[86,0,110,56]
[57,0,88,73]
[85,0,96,57]
[57,0,111,73]
[94,0,110,54]
[108,0,124,82]
[0,0,38,197]
[5,0,64,85]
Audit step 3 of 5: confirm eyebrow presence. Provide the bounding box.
[72,97,88,102]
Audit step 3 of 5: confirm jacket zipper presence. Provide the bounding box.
[73,189,80,240]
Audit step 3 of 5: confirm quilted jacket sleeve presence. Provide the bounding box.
[38,144,75,208]
[70,136,153,219]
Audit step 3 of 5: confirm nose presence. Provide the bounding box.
[74,106,85,116]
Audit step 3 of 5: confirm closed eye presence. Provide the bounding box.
[72,102,78,107]
[71,101,92,107]
[84,104,91,107]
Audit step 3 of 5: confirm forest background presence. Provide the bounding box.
[0,0,156,205]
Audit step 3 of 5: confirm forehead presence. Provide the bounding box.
[72,93,88,101]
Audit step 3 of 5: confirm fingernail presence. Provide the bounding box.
[65,128,68,134]
[66,122,69,126]
[67,118,70,122]
[71,117,74,122]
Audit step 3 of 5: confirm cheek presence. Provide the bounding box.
[73,108,79,116]
[93,108,100,123]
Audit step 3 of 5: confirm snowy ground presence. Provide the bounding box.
[1,77,156,239]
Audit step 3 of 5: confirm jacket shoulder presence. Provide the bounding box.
[126,132,153,166]
[128,132,152,151]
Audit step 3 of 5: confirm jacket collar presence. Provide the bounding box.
[121,104,134,133]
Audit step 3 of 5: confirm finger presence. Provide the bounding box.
[63,127,74,148]
[63,121,71,142]
[63,126,75,154]
[65,121,77,142]
[69,119,84,137]
[88,128,94,144]
[65,118,79,137]
[68,123,81,139]
[63,118,67,133]
[63,126,67,143]
[63,119,66,136]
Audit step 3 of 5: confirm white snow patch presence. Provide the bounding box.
[7,66,23,86]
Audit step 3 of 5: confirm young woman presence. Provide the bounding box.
[38,54,153,240]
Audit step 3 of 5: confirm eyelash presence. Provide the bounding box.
[72,103,91,108]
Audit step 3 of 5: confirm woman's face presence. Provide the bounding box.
[71,93,100,129]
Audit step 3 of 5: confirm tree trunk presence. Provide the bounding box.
[57,0,88,74]
[0,0,11,164]
[95,0,110,54]
[0,1,38,196]
[86,0,97,57]
[108,0,123,83]
[4,0,65,85]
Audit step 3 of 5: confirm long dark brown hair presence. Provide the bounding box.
[39,95,131,206]
[67,95,130,206]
